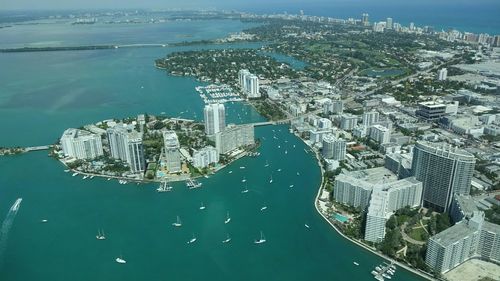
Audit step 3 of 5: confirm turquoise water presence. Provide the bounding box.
[0,20,425,281]
[334,213,349,223]
[261,52,307,70]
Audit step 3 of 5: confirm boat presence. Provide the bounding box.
[285,150,288,154]
[64,169,70,173]
[289,184,294,188]
[11,198,22,211]
[72,172,78,177]
[389,264,396,270]
[277,168,282,172]
[382,273,391,279]
[172,216,182,227]
[241,188,249,194]
[187,234,197,244]
[374,275,384,281]
[303,148,309,154]
[115,255,126,264]
[375,266,382,272]
[157,181,172,192]
[304,224,310,229]
[83,175,89,180]
[199,202,206,210]
[254,231,266,244]
[228,171,233,174]
[296,172,300,176]
[264,161,269,167]
[353,262,359,266]
[107,178,111,181]
[269,175,273,184]
[41,219,48,223]
[260,206,267,211]
[90,175,95,179]
[241,177,247,183]
[239,166,245,169]
[96,229,106,240]
[224,212,231,224]
[222,234,231,244]
[371,271,378,275]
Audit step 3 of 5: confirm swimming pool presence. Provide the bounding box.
[334,213,349,223]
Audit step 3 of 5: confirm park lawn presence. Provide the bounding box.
[408,227,428,241]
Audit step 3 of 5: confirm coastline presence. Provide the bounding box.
[306,137,437,281]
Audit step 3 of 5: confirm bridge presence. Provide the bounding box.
[25,145,52,152]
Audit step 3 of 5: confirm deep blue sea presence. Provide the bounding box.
[237,0,500,34]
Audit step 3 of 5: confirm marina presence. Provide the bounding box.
[371,262,396,280]
[195,84,243,104]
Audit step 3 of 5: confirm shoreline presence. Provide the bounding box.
[306,137,437,281]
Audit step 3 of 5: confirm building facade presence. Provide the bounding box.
[192,146,219,169]
[204,103,226,136]
[369,124,391,144]
[215,124,255,154]
[163,130,181,173]
[322,134,346,161]
[60,128,103,160]
[411,141,475,212]
[107,126,145,173]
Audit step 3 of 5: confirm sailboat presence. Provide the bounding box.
[241,177,247,183]
[269,175,273,184]
[115,254,126,264]
[264,160,269,167]
[260,206,268,211]
[96,229,106,240]
[199,202,206,210]
[187,233,197,244]
[222,234,231,244]
[224,212,231,224]
[254,231,266,244]
[172,216,182,227]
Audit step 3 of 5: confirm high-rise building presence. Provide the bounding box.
[386,18,393,29]
[340,113,358,130]
[60,128,103,160]
[416,101,447,120]
[362,13,369,26]
[362,110,380,127]
[437,68,448,81]
[332,100,344,114]
[369,124,391,144]
[245,74,260,98]
[238,69,250,90]
[322,134,346,161]
[107,126,145,173]
[426,212,483,274]
[215,124,255,154]
[192,146,219,169]
[204,103,226,136]
[364,177,422,243]
[411,141,475,212]
[163,130,181,173]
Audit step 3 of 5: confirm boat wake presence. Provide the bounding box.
[0,198,23,266]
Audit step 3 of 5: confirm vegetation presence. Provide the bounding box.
[251,100,287,121]
[484,205,500,225]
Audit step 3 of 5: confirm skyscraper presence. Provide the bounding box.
[107,125,145,173]
[163,130,181,173]
[437,68,448,81]
[245,74,260,98]
[362,110,380,127]
[386,18,393,29]
[322,134,346,161]
[362,13,369,26]
[204,103,225,136]
[411,141,475,212]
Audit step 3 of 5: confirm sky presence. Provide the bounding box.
[1,0,499,11]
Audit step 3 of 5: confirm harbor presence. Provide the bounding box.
[195,84,244,104]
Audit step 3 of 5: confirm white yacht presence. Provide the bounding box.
[199,202,206,210]
[222,234,231,244]
[115,256,126,264]
[353,262,359,266]
[228,170,233,174]
[241,188,249,194]
[72,172,78,177]
[269,175,273,184]
[289,184,294,188]
[224,212,231,224]
[187,234,197,244]
[172,216,182,227]
[260,206,267,211]
[241,177,247,183]
[304,224,310,229]
[254,231,266,244]
[96,229,106,240]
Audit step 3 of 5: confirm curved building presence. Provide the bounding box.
[411,141,475,213]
